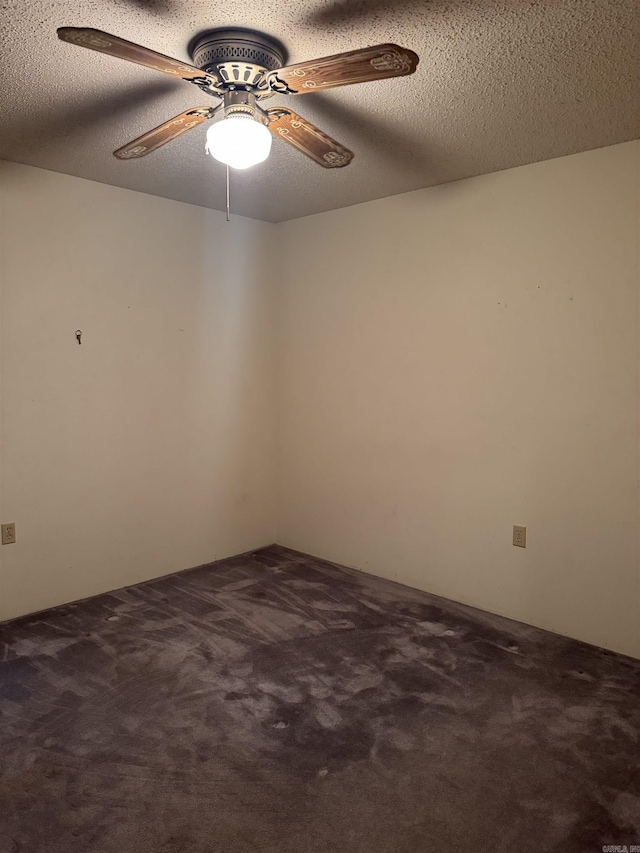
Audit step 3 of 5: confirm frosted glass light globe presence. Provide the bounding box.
[205,115,272,170]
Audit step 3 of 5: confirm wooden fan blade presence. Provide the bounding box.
[114,107,218,159]
[266,108,353,168]
[266,43,418,95]
[57,28,222,93]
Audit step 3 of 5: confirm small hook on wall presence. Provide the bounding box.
[75,330,82,345]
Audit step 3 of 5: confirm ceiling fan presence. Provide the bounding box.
[57,27,419,171]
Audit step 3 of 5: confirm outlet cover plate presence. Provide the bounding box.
[513,525,526,548]
[1,523,16,545]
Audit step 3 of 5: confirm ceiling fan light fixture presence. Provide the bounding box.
[205,114,272,170]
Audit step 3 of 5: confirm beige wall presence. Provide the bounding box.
[0,162,277,619]
[277,141,640,659]
[2,144,639,659]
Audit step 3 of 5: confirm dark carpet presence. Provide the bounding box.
[0,546,638,852]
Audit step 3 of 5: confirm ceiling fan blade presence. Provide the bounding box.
[266,108,353,168]
[266,44,418,95]
[113,106,219,159]
[57,28,222,93]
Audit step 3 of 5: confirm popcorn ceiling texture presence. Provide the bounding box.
[0,0,638,222]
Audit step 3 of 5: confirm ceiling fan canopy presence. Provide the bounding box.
[57,25,420,171]
[189,28,288,91]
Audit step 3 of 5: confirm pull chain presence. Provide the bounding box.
[226,163,230,222]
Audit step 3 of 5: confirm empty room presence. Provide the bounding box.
[0,0,639,850]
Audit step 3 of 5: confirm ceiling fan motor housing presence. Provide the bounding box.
[221,91,269,125]
[190,29,286,92]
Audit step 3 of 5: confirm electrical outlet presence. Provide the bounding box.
[513,525,526,548]
[1,523,16,545]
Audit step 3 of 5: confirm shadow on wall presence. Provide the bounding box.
[187,209,276,508]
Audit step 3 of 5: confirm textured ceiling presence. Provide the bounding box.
[1,0,638,222]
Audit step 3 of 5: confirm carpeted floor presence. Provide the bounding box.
[0,546,638,852]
